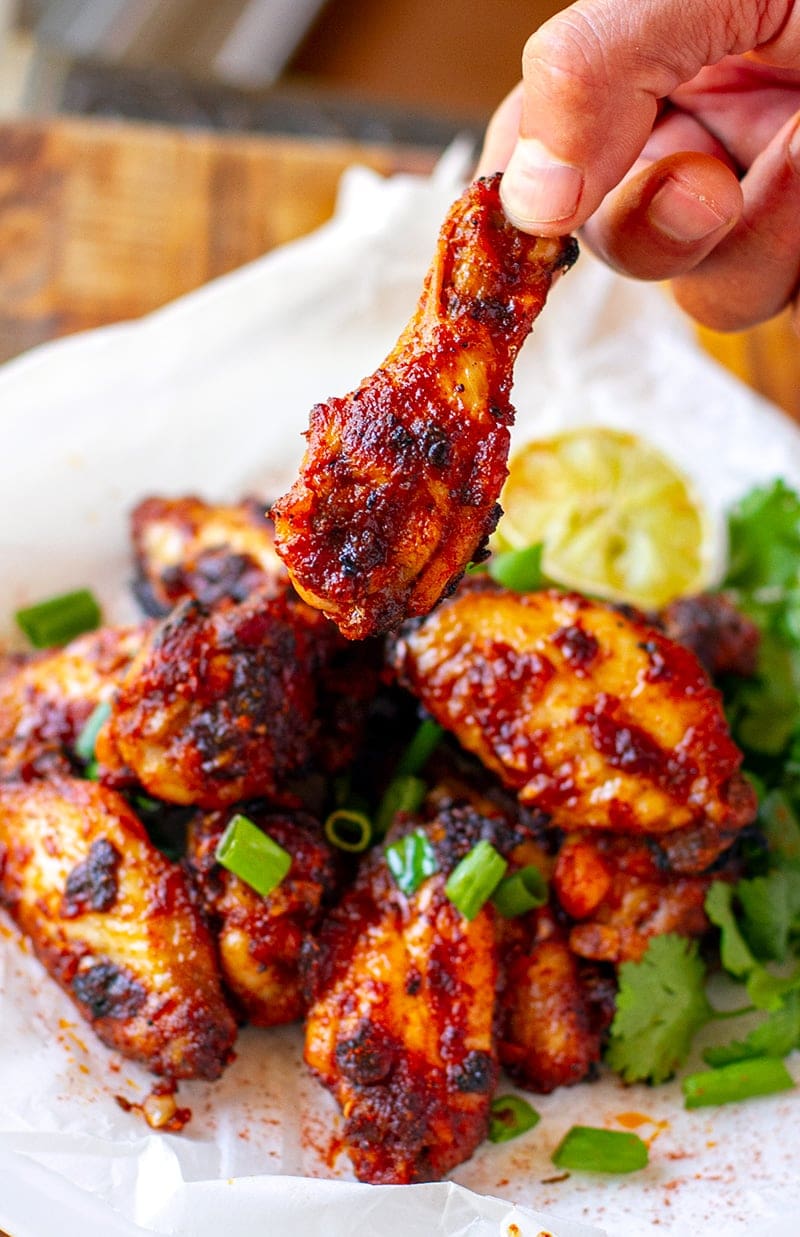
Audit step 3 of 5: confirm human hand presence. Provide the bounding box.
[478,0,800,332]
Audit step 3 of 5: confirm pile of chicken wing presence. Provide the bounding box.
[0,490,759,1180]
[0,176,760,1182]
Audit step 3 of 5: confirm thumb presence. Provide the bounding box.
[499,0,796,233]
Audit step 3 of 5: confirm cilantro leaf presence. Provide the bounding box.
[760,788,800,868]
[723,481,800,757]
[728,632,800,756]
[705,882,758,978]
[703,991,800,1068]
[726,480,800,593]
[606,935,713,1085]
[746,965,800,1012]
[736,869,800,962]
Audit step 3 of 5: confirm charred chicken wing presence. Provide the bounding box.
[0,775,236,1079]
[96,589,322,808]
[272,174,577,638]
[131,494,286,615]
[553,831,717,963]
[304,807,500,1183]
[185,807,340,1026]
[0,625,147,780]
[391,584,757,838]
[497,907,608,1094]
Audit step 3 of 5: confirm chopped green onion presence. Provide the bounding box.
[386,828,438,895]
[214,813,292,897]
[324,808,372,853]
[15,588,101,648]
[374,773,427,839]
[488,545,545,593]
[682,1056,795,1109]
[134,793,162,814]
[74,701,112,763]
[488,1094,540,1144]
[491,864,548,917]
[395,719,444,777]
[83,758,100,782]
[445,840,508,921]
[551,1126,649,1174]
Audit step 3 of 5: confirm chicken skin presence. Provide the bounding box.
[0,625,147,780]
[131,494,286,616]
[304,806,500,1183]
[185,808,340,1026]
[391,584,756,839]
[96,589,324,809]
[553,831,715,964]
[658,591,760,680]
[0,776,236,1079]
[272,174,578,639]
[497,908,609,1094]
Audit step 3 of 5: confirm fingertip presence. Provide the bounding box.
[585,153,742,282]
[499,138,586,234]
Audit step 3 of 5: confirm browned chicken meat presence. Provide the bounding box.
[553,831,718,964]
[497,906,612,1094]
[272,174,578,639]
[96,588,328,808]
[131,494,286,615]
[0,775,236,1079]
[185,807,340,1026]
[304,806,501,1183]
[391,583,757,840]
[0,625,147,780]
[658,591,760,679]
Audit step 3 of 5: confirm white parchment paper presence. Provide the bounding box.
[1,149,800,1236]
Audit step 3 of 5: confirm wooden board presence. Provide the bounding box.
[0,117,434,364]
[0,116,797,425]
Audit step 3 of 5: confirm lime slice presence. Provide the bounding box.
[494,427,719,609]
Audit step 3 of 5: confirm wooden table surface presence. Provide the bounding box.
[0,115,798,424]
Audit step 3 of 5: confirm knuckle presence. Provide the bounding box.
[521,12,612,107]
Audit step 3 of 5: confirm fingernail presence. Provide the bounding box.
[500,138,584,226]
[647,177,730,243]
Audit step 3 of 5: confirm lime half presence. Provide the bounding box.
[494,427,718,609]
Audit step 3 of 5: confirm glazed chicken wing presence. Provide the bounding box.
[658,591,760,680]
[304,807,500,1183]
[391,584,756,839]
[0,625,147,780]
[0,776,236,1079]
[185,807,340,1026]
[272,174,577,639]
[131,494,286,616]
[553,831,717,964]
[96,589,323,808]
[497,907,608,1094]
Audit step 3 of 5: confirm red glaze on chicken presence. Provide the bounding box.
[96,589,322,809]
[130,494,286,615]
[0,625,147,780]
[185,808,340,1026]
[391,584,756,838]
[272,174,577,639]
[304,807,500,1183]
[0,775,236,1079]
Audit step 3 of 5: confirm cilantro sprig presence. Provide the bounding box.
[724,480,800,758]
[605,935,713,1085]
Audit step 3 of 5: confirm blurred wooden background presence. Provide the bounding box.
[0,0,797,421]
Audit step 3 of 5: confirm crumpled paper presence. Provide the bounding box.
[1,148,800,1237]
